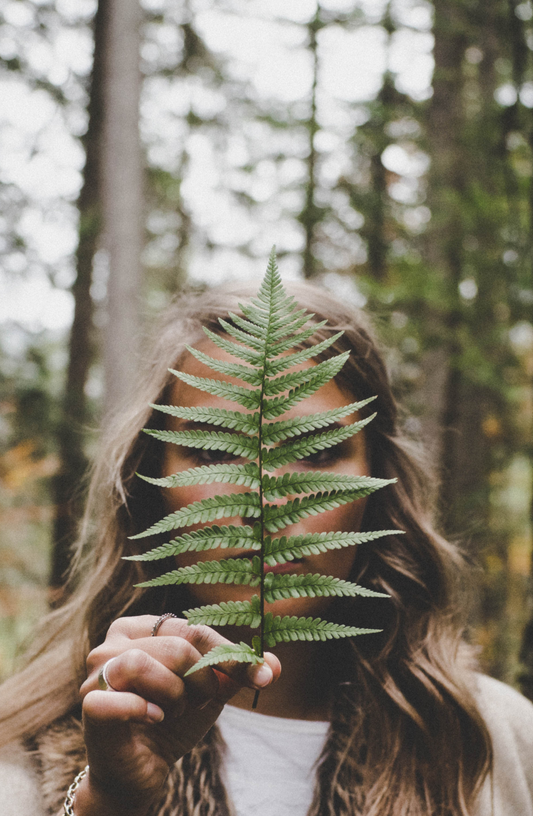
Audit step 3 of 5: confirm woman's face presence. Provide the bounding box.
[161,339,370,620]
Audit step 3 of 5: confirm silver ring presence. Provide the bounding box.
[151,613,178,637]
[97,658,118,691]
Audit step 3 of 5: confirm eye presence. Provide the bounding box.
[195,448,241,464]
[300,444,344,468]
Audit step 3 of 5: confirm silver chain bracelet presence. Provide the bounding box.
[63,765,89,815]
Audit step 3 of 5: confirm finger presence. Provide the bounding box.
[93,616,281,696]
[248,652,281,687]
[211,650,281,703]
[84,643,220,714]
[149,624,281,694]
[83,689,165,725]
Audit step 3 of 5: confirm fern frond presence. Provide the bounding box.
[184,597,262,628]
[267,311,314,343]
[131,493,260,539]
[125,524,259,561]
[184,642,263,676]
[261,398,376,444]
[130,249,396,689]
[264,332,344,376]
[169,369,261,409]
[202,326,264,364]
[263,472,394,500]
[185,345,263,386]
[264,529,399,564]
[135,557,259,588]
[218,317,265,351]
[263,613,381,647]
[144,428,259,460]
[247,295,298,323]
[263,353,350,397]
[261,416,375,471]
[150,404,259,435]
[262,359,351,420]
[226,311,266,340]
[266,321,328,357]
[263,492,367,533]
[138,463,260,490]
[263,573,389,602]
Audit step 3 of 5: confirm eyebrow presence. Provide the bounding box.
[171,420,241,434]
[172,419,357,437]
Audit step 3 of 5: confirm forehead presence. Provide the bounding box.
[170,338,357,419]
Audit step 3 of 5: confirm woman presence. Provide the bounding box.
[0,279,532,816]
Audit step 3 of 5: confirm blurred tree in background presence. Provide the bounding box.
[0,0,532,694]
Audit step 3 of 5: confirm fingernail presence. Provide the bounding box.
[146,703,165,723]
[250,663,273,688]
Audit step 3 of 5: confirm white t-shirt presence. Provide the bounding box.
[217,676,533,816]
[217,704,329,816]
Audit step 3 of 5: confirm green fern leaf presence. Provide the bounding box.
[263,573,389,602]
[131,493,260,539]
[266,321,328,357]
[261,417,375,471]
[264,529,400,565]
[169,369,261,409]
[150,404,260,435]
[263,353,350,397]
[263,612,381,647]
[261,360,351,420]
[184,642,263,676]
[267,311,314,343]
[262,472,394,500]
[138,463,261,490]
[218,317,265,351]
[261,398,376,444]
[125,524,259,561]
[263,492,366,533]
[129,248,397,689]
[185,345,264,386]
[226,311,266,340]
[264,332,344,376]
[135,557,259,588]
[202,326,264,364]
[184,597,262,628]
[144,428,259,460]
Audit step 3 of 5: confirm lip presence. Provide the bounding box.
[263,560,302,575]
[228,552,304,575]
[226,552,305,576]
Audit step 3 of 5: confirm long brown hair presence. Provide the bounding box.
[0,280,491,814]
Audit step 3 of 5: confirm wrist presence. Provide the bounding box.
[66,767,159,816]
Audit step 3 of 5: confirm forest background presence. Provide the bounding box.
[1,0,533,696]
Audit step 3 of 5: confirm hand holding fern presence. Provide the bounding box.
[78,615,280,816]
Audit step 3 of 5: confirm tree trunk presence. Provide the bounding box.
[300,9,321,280]
[422,0,467,498]
[100,0,144,417]
[49,1,106,597]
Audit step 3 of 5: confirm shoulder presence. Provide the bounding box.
[473,673,533,750]
[471,674,533,816]
[0,743,45,816]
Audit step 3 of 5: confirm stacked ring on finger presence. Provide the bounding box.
[151,612,178,637]
[97,658,118,691]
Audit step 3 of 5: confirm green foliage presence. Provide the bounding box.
[127,250,395,679]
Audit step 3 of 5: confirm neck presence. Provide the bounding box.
[228,640,333,720]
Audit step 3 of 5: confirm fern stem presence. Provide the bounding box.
[252,262,276,709]
[253,339,267,710]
